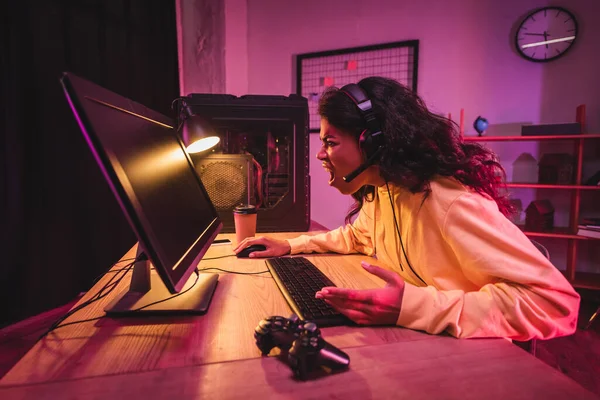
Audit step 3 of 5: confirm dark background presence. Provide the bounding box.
[1,0,179,326]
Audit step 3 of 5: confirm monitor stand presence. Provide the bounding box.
[105,248,218,316]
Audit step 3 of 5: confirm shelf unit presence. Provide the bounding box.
[462,105,600,289]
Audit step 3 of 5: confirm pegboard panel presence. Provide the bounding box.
[296,40,419,132]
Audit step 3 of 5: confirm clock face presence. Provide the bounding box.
[515,7,578,62]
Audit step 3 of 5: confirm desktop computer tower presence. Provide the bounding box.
[178,93,310,233]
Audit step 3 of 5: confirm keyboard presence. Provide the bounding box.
[265,256,350,327]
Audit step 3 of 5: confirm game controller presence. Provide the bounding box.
[254,314,350,380]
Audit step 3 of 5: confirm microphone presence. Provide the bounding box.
[342,163,369,183]
[342,147,383,183]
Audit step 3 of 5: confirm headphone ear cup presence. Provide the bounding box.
[341,83,384,162]
[358,129,374,159]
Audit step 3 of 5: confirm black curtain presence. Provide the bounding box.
[1,0,180,326]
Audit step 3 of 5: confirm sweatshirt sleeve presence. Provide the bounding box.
[286,203,375,256]
[397,193,580,341]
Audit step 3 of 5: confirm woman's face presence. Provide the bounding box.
[316,118,383,195]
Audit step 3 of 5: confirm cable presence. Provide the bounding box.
[198,267,270,275]
[88,259,137,302]
[96,265,134,275]
[127,269,200,313]
[4,254,271,343]
[202,254,237,260]
[44,316,104,330]
[41,267,133,335]
[171,97,184,111]
[49,260,135,324]
[99,254,236,273]
[39,261,270,332]
[44,265,271,331]
[171,97,189,136]
[385,181,426,285]
[38,259,137,340]
[0,258,138,345]
[90,257,138,285]
[35,261,185,336]
[248,153,264,208]
[114,257,137,263]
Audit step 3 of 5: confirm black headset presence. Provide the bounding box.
[340,83,426,285]
[340,83,385,183]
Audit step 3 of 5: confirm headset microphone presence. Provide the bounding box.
[342,146,383,183]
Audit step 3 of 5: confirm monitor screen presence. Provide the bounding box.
[61,72,222,304]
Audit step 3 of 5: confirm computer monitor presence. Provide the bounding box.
[61,72,222,316]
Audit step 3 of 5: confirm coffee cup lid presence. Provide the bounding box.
[233,204,257,214]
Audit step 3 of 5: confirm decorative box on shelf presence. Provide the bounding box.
[525,200,555,232]
[521,122,581,136]
[512,153,537,183]
[538,153,575,184]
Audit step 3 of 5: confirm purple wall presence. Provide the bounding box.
[242,0,599,233]
[177,0,599,271]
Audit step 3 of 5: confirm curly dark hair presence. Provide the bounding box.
[318,76,513,224]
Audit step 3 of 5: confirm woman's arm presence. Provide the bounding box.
[397,193,580,340]
[287,201,375,255]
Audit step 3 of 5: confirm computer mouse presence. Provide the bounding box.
[236,244,267,258]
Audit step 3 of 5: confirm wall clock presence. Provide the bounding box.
[515,6,578,62]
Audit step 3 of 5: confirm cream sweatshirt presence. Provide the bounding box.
[286,178,580,340]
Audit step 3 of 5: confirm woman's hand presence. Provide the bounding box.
[233,236,291,258]
[316,261,405,325]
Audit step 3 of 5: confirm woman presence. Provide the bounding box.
[234,76,579,341]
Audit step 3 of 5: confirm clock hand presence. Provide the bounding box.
[524,33,546,36]
[543,31,548,48]
[521,36,575,49]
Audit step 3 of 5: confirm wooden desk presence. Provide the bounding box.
[0,233,596,399]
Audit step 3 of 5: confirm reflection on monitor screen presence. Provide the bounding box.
[61,72,222,315]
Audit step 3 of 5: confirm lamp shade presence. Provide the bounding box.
[184,117,220,154]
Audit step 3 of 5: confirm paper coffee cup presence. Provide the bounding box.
[233,205,257,245]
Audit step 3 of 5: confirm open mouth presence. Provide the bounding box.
[327,169,335,185]
[323,163,335,185]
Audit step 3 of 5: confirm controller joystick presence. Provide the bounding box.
[254,314,302,355]
[288,321,350,380]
